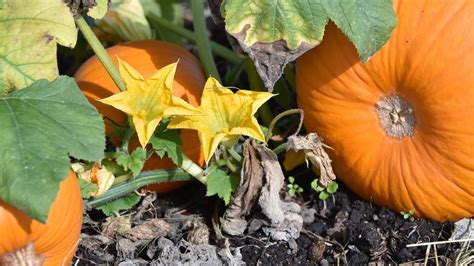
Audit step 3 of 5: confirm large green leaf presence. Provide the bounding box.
[0,76,105,222]
[321,0,397,62]
[0,0,77,93]
[220,0,397,89]
[223,1,328,51]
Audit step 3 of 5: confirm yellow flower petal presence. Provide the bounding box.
[99,58,202,148]
[169,77,273,163]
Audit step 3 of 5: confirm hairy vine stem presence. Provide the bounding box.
[87,169,192,208]
[265,108,304,142]
[76,16,126,92]
[191,0,221,82]
[147,14,242,65]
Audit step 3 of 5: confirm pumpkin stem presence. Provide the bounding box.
[375,95,415,138]
[0,243,45,266]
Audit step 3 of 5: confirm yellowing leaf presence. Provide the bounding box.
[169,77,273,163]
[88,0,109,19]
[99,59,202,148]
[0,0,77,92]
[94,0,152,42]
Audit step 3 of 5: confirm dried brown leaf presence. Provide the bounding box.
[123,219,171,241]
[287,133,336,187]
[222,140,264,236]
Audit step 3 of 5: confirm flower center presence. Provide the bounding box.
[375,95,415,138]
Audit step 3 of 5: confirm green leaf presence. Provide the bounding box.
[222,0,328,50]
[321,0,397,62]
[288,176,295,184]
[88,0,109,19]
[142,0,184,44]
[95,0,153,41]
[79,178,98,199]
[319,191,330,200]
[101,159,128,177]
[326,181,339,194]
[0,77,105,222]
[206,169,240,204]
[150,127,183,165]
[0,0,77,92]
[115,147,146,177]
[97,193,141,216]
[220,0,396,89]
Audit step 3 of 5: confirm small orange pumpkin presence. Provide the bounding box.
[0,171,83,265]
[296,1,474,221]
[74,40,205,192]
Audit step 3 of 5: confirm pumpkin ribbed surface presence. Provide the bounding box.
[0,171,82,265]
[74,40,205,192]
[296,0,474,221]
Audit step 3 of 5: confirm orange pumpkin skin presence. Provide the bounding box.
[74,40,205,192]
[296,1,474,221]
[0,171,83,265]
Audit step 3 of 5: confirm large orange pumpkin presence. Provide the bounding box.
[74,40,205,192]
[0,171,82,265]
[296,1,474,221]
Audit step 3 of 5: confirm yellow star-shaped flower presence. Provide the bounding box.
[169,77,273,163]
[99,58,202,148]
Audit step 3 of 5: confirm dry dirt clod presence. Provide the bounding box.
[185,220,210,245]
[0,243,45,266]
[123,219,171,241]
[78,234,115,261]
[116,238,143,260]
[308,238,326,262]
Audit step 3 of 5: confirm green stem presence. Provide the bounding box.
[245,59,274,127]
[120,127,135,152]
[76,16,126,92]
[273,143,289,155]
[148,14,242,65]
[179,153,207,185]
[265,109,304,142]
[227,147,243,163]
[87,169,192,208]
[191,0,221,82]
[222,148,237,172]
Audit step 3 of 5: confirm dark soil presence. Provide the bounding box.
[74,172,461,265]
[231,186,458,265]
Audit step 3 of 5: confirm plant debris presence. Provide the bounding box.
[64,0,97,18]
[222,141,303,241]
[287,133,336,187]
